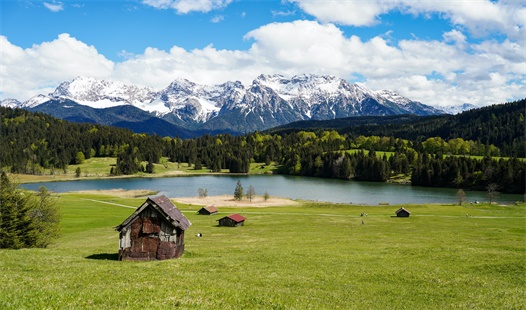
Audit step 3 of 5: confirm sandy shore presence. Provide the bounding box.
[69,189,298,207]
[70,189,159,198]
[172,195,299,207]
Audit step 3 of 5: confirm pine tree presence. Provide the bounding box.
[0,172,60,249]
[234,180,244,201]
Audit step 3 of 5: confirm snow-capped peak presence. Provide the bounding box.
[375,89,413,106]
[439,103,477,114]
[22,94,52,108]
[52,76,158,109]
[0,98,21,108]
[256,73,343,101]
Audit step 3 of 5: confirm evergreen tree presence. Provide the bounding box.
[0,172,32,249]
[146,161,155,173]
[234,180,244,201]
[0,172,60,248]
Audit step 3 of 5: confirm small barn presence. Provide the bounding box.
[115,195,191,261]
[395,207,411,217]
[198,205,219,215]
[217,214,246,227]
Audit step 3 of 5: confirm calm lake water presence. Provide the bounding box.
[21,175,524,205]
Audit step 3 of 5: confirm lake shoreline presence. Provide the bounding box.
[17,174,525,205]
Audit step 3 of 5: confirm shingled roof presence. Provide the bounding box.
[115,195,191,231]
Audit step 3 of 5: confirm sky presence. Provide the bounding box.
[1,0,525,107]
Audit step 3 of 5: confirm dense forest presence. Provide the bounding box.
[271,99,525,157]
[1,99,524,194]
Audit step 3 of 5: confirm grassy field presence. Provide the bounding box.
[1,193,524,309]
[11,157,280,183]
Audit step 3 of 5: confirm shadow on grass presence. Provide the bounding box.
[86,253,119,261]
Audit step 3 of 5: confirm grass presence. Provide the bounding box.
[11,157,280,183]
[1,193,524,309]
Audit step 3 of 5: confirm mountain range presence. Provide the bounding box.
[1,74,474,137]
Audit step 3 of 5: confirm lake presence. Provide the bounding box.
[21,175,524,205]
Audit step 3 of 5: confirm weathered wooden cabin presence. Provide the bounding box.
[115,195,191,261]
[198,205,219,215]
[217,214,246,227]
[395,207,411,217]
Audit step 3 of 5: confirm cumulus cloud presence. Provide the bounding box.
[143,0,232,14]
[43,1,64,12]
[288,0,389,26]
[289,0,525,40]
[0,34,113,100]
[1,21,524,107]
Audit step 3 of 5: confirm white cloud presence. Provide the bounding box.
[143,0,232,14]
[0,34,113,100]
[289,0,525,40]
[43,1,64,12]
[211,15,224,23]
[271,10,296,17]
[289,0,390,26]
[1,21,524,107]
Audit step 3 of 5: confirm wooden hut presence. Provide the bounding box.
[198,205,219,215]
[395,207,411,217]
[217,214,246,227]
[115,195,191,261]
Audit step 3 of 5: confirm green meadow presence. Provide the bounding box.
[1,193,525,309]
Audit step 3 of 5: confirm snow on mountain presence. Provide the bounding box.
[0,98,21,108]
[52,76,158,109]
[4,74,444,134]
[160,78,246,122]
[375,89,413,106]
[257,74,346,102]
[22,94,52,108]
[439,103,477,114]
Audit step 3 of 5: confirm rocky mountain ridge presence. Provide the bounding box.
[1,74,461,136]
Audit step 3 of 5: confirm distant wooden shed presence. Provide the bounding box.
[217,214,246,227]
[395,207,411,217]
[115,195,191,261]
[198,205,219,215]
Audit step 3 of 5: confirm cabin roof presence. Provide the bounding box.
[115,195,191,231]
[218,214,246,223]
[202,205,218,213]
[395,207,411,215]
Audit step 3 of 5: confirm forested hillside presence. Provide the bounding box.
[271,99,525,157]
[1,101,524,194]
[0,108,166,174]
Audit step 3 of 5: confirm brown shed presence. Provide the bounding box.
[395,207,411,217]
[217,214,246,227]
[115,195,191,261]
[198,205,219,215]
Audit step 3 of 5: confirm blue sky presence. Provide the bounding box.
[1,0,525,107]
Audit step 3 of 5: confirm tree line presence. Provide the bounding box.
[270,99,525,158]
[1,101,524,194]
